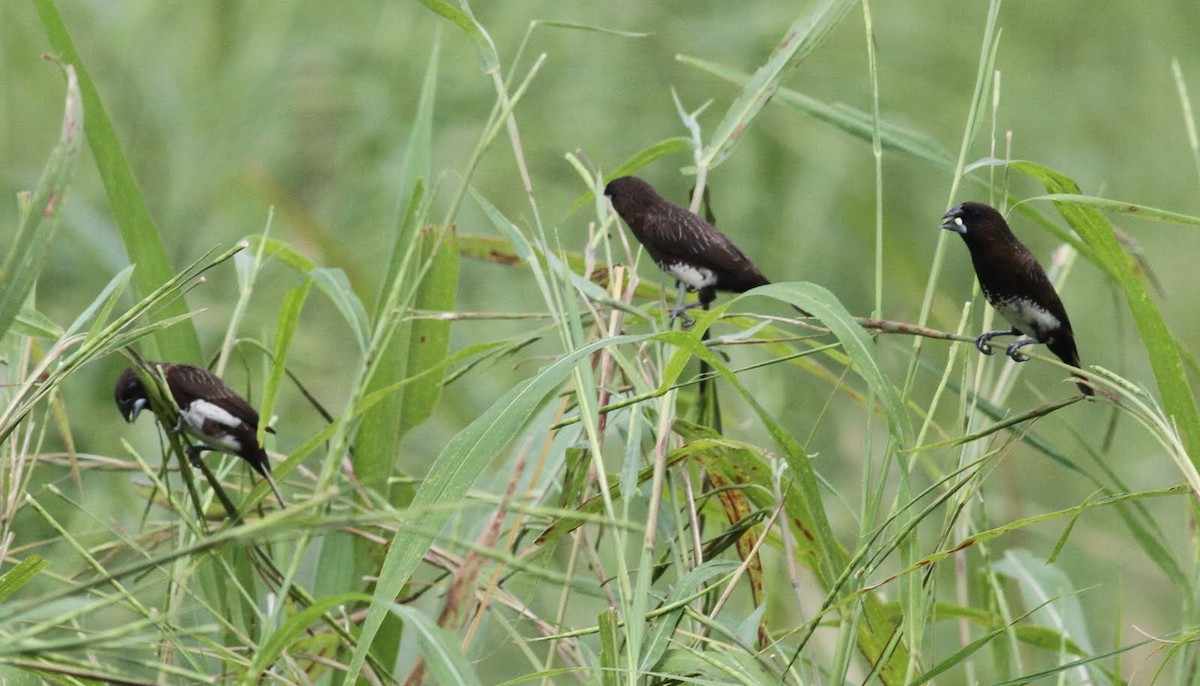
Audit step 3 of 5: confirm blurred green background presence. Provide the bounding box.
[5,0,1200,677]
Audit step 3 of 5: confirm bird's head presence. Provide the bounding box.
[603,176,660,217]
[940,201,1004,236]
[114,367,149,422]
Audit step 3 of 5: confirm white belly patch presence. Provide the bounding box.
[994,297,1060,337]
[664,262,717,290]
[181,400,244,452]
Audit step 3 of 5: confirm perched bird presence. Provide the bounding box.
[604,176,808,326]
[941,201,1093,396]
[115,362,287,503]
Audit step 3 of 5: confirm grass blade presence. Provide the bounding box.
[344,333,651,682]
[32,0,201,362]
[0,63,81,341]
[1010,161,1200,466]
[700,0,857,169]
[0,556,50,603]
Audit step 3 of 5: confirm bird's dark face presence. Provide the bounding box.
[604,176,660,217]
[114,367,149,422]
[940,201,1004,236]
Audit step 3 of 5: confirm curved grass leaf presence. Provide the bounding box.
[387,604,484,686]
[656,646,779,684]
[993,549,1096,656]
[257,281,311,448]
[246,593,370,683]
[748,282,913,447]
[701,0,857,169]
[64,265,134,339]
[33,0,200,363]
[533,20,652,38]
[413,0,499,73]
[679,54,954,170]
[309,268,370,353]
[243,237,373,353]
[1021,193,1200,228]
[639,560,740,673]
[344,333,652,683]
[568,137,693,213]
[13,308,64,339]
[1008,161,1200,466]
[0,556,49,603]
[654,330,910,682]
[909,599,1057,686]
[0,64,81,341]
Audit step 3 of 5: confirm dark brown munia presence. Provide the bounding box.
[604,175,807,326]
[116,362,287,502]
[942,201,1093,396]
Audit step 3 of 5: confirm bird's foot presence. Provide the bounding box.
[669,302,702,329]
[669,307,696,329]
[1005,339,1036,363]
[976,328,1018,356]
[186,446,204,468]
[975,333,996,356]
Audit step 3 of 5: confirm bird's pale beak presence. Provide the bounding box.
[121,398,147,422]
[940,212,967,234]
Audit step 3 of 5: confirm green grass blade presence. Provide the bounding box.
[257,280,311,447]
[386,604,484,686]
[385,35,438,261]
[354,181,429,495]
[567,137,693,213]
[661,333,910,681]
[1020,193,1200,228]
[395,227,459,440]
[343,333,651,683]
[0,556,50,603]
[639,561,741,673]
[246,592,369,684]
[909,602,1051,686]
[13,307,63,339]
[598,607,621,686]
[533,20,651,38]
[32,0,200,362]
[750,282,913,446]
[679,54,954,170]
[413,0,499,73]
[1010,161,1200,464]
[354,29,437,498]
[309,268,370,353]
[0,63,81,341]
[700,0,857,169]
[65,265,134,340]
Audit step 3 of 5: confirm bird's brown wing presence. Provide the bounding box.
[159,364,262,429]
[642,204,770,291]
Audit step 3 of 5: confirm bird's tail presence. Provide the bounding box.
[250,448,287,507]
[1069,372,1093,397]
[1049,339,1094,397]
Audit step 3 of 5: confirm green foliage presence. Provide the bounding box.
[32,0,201,363]
[4,0,1200,684]
[0,64,80,343]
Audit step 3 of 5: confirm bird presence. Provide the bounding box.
[941,201,1093,396]
[604,175,808,327]
[115,362,287,503]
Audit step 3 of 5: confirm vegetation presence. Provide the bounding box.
[3,0,1200,683]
